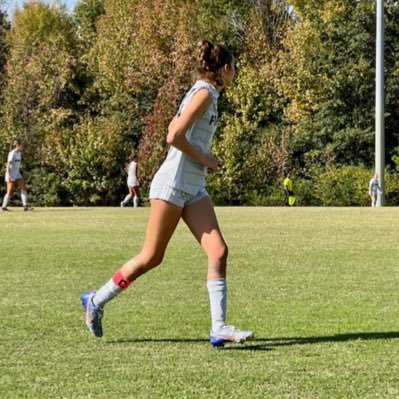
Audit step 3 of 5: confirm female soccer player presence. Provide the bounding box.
[369,172,382,207]
[2,139,33,212]
[81,39,254,347]
[120,152,140,207]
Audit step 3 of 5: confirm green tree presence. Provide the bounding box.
[1,0,399,206]
[208,0,292,204]
[0,3,10,150]
[2,2,78,147]
[74,0,105,51]
[0,3,9,92]
[278,0,399,174]
[73,0,105,115]
[0,1,80,203]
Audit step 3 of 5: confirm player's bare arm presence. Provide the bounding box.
[167,89,218,173]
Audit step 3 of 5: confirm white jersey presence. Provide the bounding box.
[5,149,22,182]
[152,80,219,195]
[369,178,380,193]
[127,161,139,187]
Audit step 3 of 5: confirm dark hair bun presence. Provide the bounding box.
[196,39,233,85]
[12,139,22,149]
[197,39,214,72]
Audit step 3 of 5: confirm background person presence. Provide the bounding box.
[283,173,294,206]
[81,39,253,347]
[2,139,33,212]
[369,172,382,207]
[121,152,140,207]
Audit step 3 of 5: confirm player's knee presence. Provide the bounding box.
[211,242,228,264]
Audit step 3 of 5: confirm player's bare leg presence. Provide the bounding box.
[82,199,182,337]
[183,196,254,347]
[2,181,15,211]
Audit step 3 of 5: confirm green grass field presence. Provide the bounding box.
[1,207,399,398]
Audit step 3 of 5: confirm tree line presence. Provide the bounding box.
[1,0,399,206]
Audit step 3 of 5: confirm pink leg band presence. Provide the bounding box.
[112,270,132,290]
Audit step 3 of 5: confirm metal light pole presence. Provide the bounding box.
[375,0,385,206]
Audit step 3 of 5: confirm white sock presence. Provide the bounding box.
[133,196,139,207]
[207,278,227,332]
[93,279,122,308]
[122,194,132,205]
[21,191,28,206]
[2,194,10,208]
[93,270,132,308]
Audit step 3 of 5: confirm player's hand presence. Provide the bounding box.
[203,154,218,173]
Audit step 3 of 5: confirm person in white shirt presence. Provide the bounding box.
[120,153,140,207]
[369,172,382,207]
[2,139,33,212]
[81,39,253,347]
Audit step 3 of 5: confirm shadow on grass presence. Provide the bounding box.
[108,332,399,351]
[225,331,399,351]
[108,338,209,344]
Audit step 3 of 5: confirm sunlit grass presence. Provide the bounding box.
[1,207,399,398]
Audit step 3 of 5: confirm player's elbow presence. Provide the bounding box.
[166,127,182,146]
[166,131,176,145]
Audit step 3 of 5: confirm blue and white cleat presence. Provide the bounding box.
[210,325,254,348]
[81,290,104,338]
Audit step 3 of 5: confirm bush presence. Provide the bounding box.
[313,166,370,206]
[385,170,399,206]
[294,178,322,206]
[27,168,65,206]
[308,166,399,206]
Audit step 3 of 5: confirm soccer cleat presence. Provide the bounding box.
[209,325,254,348]
[81,291,104,338]
[1,207,10,212]
[23,206,34,212]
